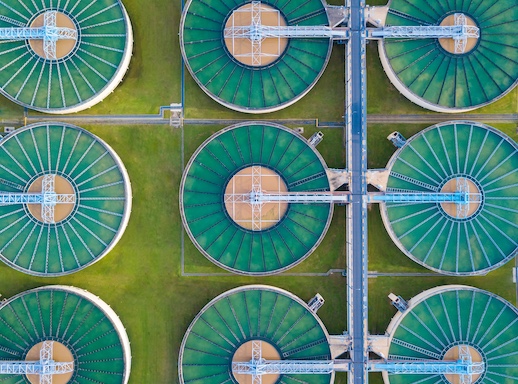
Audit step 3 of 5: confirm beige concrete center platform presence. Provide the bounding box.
[440,178,481,219]
[29,12,77,59]
[224,3,288,66]
[26,341,74,384]
[439,15,478,54]
[443,345,483,384]
[232,341,280,384]
[225,166,288,230]
[27,175,75,223]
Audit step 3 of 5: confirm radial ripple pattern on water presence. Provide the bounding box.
[381,0,518,111]
[179,285,332,384]
[381,122,517,275]
[0,286,130,384]
[181,123,332,275]
[0,0,131,112]
[386,286,518,383]
[0,123,131,276]
[181,0,332,112]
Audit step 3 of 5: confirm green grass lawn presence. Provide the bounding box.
[0,1,516,383]
[0,125,348,383]
[0,95,24,120]
[1,0,515,119]
[0,122,512,383]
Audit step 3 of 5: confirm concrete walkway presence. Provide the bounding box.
[20,113,517,126]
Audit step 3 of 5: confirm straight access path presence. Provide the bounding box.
[345,0,369,383]
[19,114,518,126]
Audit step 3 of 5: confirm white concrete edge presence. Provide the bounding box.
[178,284,334,384]
[379,120,518,276]
[179,0,333,114]
[33,1,134,114]
[377,40,476,113]
[179,121,334,276]
[0,285,131,383]
[0,122,132,277]
[381,284,518,382]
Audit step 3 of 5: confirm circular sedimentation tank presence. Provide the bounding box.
[179,285,333,384]
[379,0,518,112]
[0,285,131,384]
[384,285,518,384]
[180,122,333,275]
[380,121,517,275]
[0,0,133,114]
[0,122,132,276]
[180,0,333,113]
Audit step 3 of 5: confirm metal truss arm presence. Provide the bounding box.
[0,193,76,204]
[0,360,74,375]
[223,0,349,48]
[370,13,479,53]
[0,174,75,224]
[0,341,73,384]
[232,360,335,375]
[0,11,77,59]
[224,190,480,205]
[370,25,479,39]
[224,25,349,40]
[367,192,481,204]
[370,360,485,374]
[233,357,485,376]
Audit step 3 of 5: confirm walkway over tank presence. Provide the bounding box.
[181,0,333,113]
[0,341,73,384]
[0,11,77,59]
[179,285,333,384]
[0,286,131,384]
[232,340,483,383]
[384,286,518,384]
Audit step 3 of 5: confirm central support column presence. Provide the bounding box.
[345,0,368,383]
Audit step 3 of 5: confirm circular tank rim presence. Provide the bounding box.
[0,122,132,277]
[179,121,334,276]
[0,0,133,114]
[179,0,334,114]
[382,284,518,384]
[377,0,518,113]
[379,120,518,276]
[178,284,333,384]
[0,285,132,384]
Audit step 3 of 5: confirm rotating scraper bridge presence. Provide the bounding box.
[0,0,133,114]
[180,285,518,384]
[0,285,131,384]
[179,0,518,383]
[180,120,517,383]
[181,0,517,113]
[0,122,132,276]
